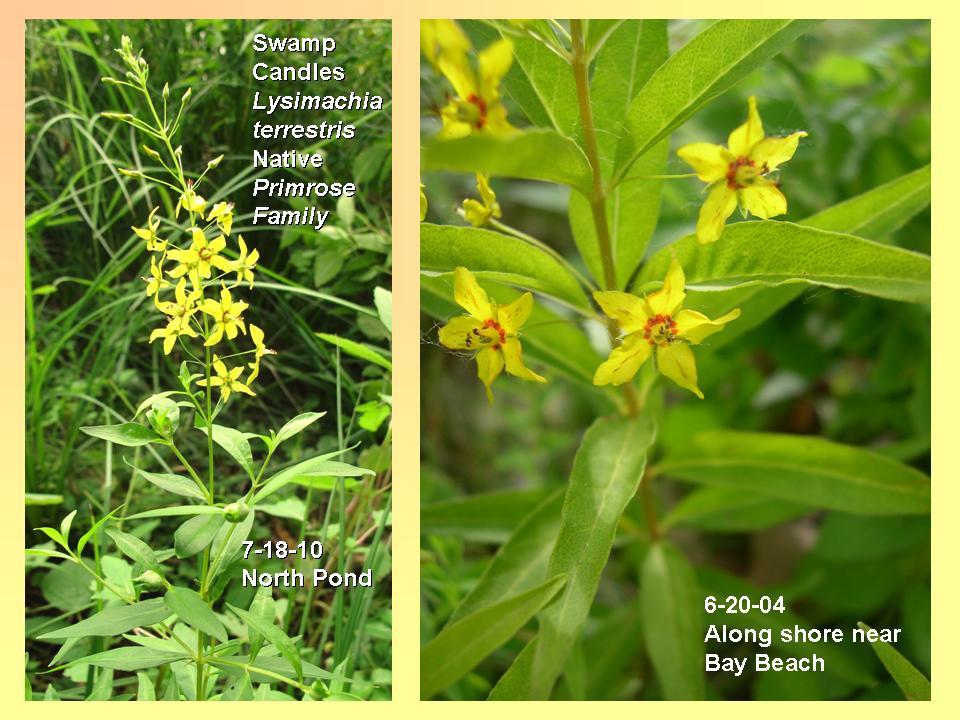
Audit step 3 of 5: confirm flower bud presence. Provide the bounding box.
[118,168,144,178]
[162,82,170,100]
[142,145,162,161]
[181,87,192,105]
[223,502,250,523]
[207,154,224,169]
[134,570,164,590]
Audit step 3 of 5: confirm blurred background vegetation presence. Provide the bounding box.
[421,19,929,700]
[26,19,392,699]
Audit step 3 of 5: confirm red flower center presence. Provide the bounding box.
[642,314,678,346]
[467,93,488,130]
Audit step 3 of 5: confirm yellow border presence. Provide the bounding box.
[6,1,957,714]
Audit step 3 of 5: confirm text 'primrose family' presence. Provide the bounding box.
[249,33,384,231]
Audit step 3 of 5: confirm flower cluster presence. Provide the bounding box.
[140,193,269,401]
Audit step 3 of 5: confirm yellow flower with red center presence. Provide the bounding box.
[423,22,516,139]
[176,183,206,217]
[232,235,259,287]
[199,284,248,347]
[438,267,545,402]
[132,207,166,252]
[677,96,807,244]
[144,255,169,297]
[167,228,232,286]
[593,259,740,398]
[206,201,234,236]
[196,355,255,402]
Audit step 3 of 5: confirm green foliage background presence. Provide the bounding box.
[26,19,392,700]
[420,19,930,701]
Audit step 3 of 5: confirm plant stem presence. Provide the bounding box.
[570,20,640,418]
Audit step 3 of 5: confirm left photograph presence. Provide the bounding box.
[25,20,392,700]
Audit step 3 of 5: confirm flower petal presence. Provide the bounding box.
[645,258,686,317]
[476,347,504,403]
[593,291,649,334]
[696,183,738,244]
[739,184,787,220]
[497,292,533,334]
[453,266,493,319]
[675,308,741,345]
[656,342,703,399]
[438,315,484,350]
[592,333,652,387]
[501,338,545,383]
[677,143,734,183]
[437,53,477,101]
[727,96,765,157]
[478,39,513,100]
[749,131,807,172]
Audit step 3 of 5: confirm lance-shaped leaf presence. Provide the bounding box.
[422,130,593,194]
[641,541,705,699]
[658,431,930,515]
[80,422,164,447]
[421,223,590,310]
[858,621,931,700]
[421,574,567,699]
[38,598,171,640]
[490,415,657,699]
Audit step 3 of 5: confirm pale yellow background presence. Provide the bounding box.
[4,0,956,714]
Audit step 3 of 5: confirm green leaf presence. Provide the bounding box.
[421,273,605,388]
[211,424,255,481]
[63,646,187,671]
[614,20,819,181]
[246,586,277,662]
[136,672,156,700]
[165,586,227,643]
[804,164,930,242]
[229,603,302,683]
[491,415,657,699]
[422,130,593,194]
[681,167,935,352]
[316,333,392,371]
[421,574,567,699]
[274,411,326,447]
[76,506,124,557]
[663,486,810,533]
[421,488,554,545]
[658,431,930,515]
[373,286,392,331]
[857,622,930,700]
[641,541,705,699]
[105,528,165,575]
[421,224,589,310]
[38,598,171,640]
[41,561,92,612]
[571,20,669,287]
[125,505,224,520]
[126,461,206,501]
[253,453,372,504]
[639,221,930,303]
[33,527,69,552]
[207,511,254,584]
[449,490,563,623]
[80,422,164,447]
[174,513,226,558]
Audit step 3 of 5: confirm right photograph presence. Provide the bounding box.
[419,19,930,702]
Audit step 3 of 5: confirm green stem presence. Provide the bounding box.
[570,20,640,418]
[488,218,598,294]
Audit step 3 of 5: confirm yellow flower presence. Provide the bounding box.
[232,235,259,287]
[149,317,198,355]
[593,259,740,399]
[420,20,470,67]
[200,284,248,346]
[438,267,545,402]
[677,96,807,244]
[154,277,201,324]
[435,38,515,139]
[206,201,234,236]
[420,183,428,222]
[176,184,207,217]
[132,207,166,252]
[167,228,232,286]
[246,323,275,384]
[461,173,501,227]
[144,255,169,297]
[196,355,256,402]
